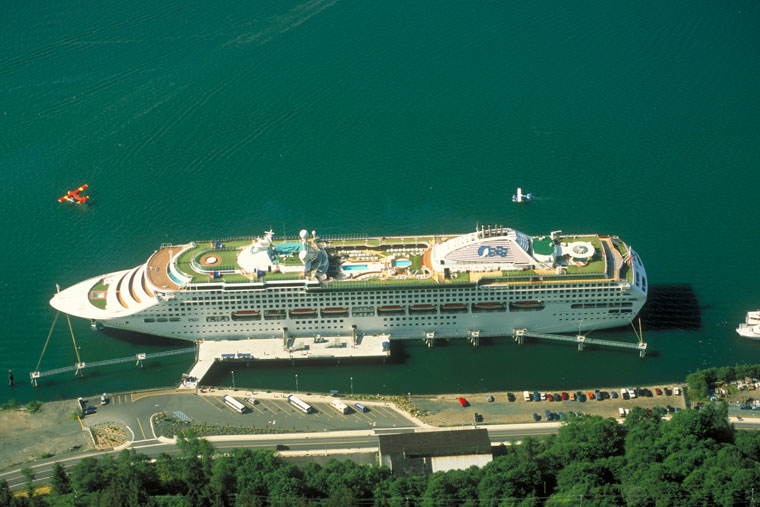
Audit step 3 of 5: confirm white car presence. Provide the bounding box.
[673,386,681,396]
[246,396,257,405]
[627,388,637,399]
[540,392,547,401]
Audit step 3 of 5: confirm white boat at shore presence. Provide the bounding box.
[737,310,760,339]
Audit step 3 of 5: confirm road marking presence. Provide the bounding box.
[259,399,281,413]
[199,396,224,412]
[136,418,146,440]
[353,409,372,422]
[131,388,180,402]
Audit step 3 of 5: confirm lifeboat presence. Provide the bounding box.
[231,310,261,321]
[321,307,349,317]
[233,310,261,316]
[289,308,318,317]
[472,302,506,312]
[378,305,405,314]
[409,304,436,313]
[510,301,542,309]
[321,307,349,314]
[441,303,468,313]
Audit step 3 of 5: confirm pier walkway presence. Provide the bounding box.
[513,329,647,357]
[30,348,196,385]
[181,334,391,388]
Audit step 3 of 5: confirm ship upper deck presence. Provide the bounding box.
[149,230,635,292]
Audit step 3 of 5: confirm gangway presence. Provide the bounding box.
[30,348,196,386]
[513,329,647,358]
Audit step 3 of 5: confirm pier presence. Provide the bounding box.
[513,329,647,357]
[181,334,391,388]
[29,348,196,386]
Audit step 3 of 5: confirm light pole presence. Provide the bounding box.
[350,377,353,396]
[408,392,411,404]
[232,370,235,389]
[295,374,299,393]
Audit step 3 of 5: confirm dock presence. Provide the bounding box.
[181,333,391,388]
[513,329,647,357]
[30,348,196,386]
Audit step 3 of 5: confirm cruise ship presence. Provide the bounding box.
[50,225,647,343]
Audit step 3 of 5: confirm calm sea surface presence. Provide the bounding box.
[3,1,760,403]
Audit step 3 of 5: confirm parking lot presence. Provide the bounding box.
[414,384,689,426]
[81,389,417,440]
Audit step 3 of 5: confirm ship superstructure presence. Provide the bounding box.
[50,225,648,342]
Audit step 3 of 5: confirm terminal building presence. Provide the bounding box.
[377,428,493,476]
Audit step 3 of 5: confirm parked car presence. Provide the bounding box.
[82,406,96,416]
[533,413,540,421]
[534,390,540,402]
[559,411,565,420]
[664,387,671,396]
[578,393,586,402]
[540,392,547,401]
[655,387,663,396]
[487,395,494,402]
[611,391,618,399]
[627,388,637,399]
[246,396,257,405]
[667,405,675,413]
[100,393,108,405]
[354,402,368,412]
[621,390,629,400]
[595,389,602,401]
[646,408,652,415]
[545,409,552,420]
[507,393,516,402]
[673,386,681,396]
[561,392,569,400]
[547,394,554,402]
[618,407,625,417]
[587,391,595,400]
[458,397,468,407]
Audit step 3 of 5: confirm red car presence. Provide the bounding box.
[547,394,554,402]
[587,391,595,400]
[458,397,468,407]
[655,388,663,395]
[561,392,569,401]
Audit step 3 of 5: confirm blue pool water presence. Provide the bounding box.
[342,264,368,271]
[393,259,412,268]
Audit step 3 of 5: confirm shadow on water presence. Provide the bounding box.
[636,284,701,331]
[101,327,192,348]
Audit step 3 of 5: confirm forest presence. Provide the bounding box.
[3,403,759,506]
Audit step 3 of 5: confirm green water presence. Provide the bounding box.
[3,1,760,403]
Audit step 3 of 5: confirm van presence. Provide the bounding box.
[354,402,368,412]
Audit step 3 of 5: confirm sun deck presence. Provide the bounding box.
[152,232,631,291]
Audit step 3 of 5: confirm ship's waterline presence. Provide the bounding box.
[50,226,647,343]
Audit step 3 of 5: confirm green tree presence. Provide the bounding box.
[0,480,13,506]
[50,462,72,496]
[21,466,35,499]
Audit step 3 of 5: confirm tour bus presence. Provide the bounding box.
[288,394,313,414]
[330,399,349,414]
[223,395,246,414]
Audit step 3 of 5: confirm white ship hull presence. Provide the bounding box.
[50,227,648,343]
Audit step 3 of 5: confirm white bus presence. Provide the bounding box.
[288,395,312,414]
[330,399,349,414]
[223,395,246,413]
